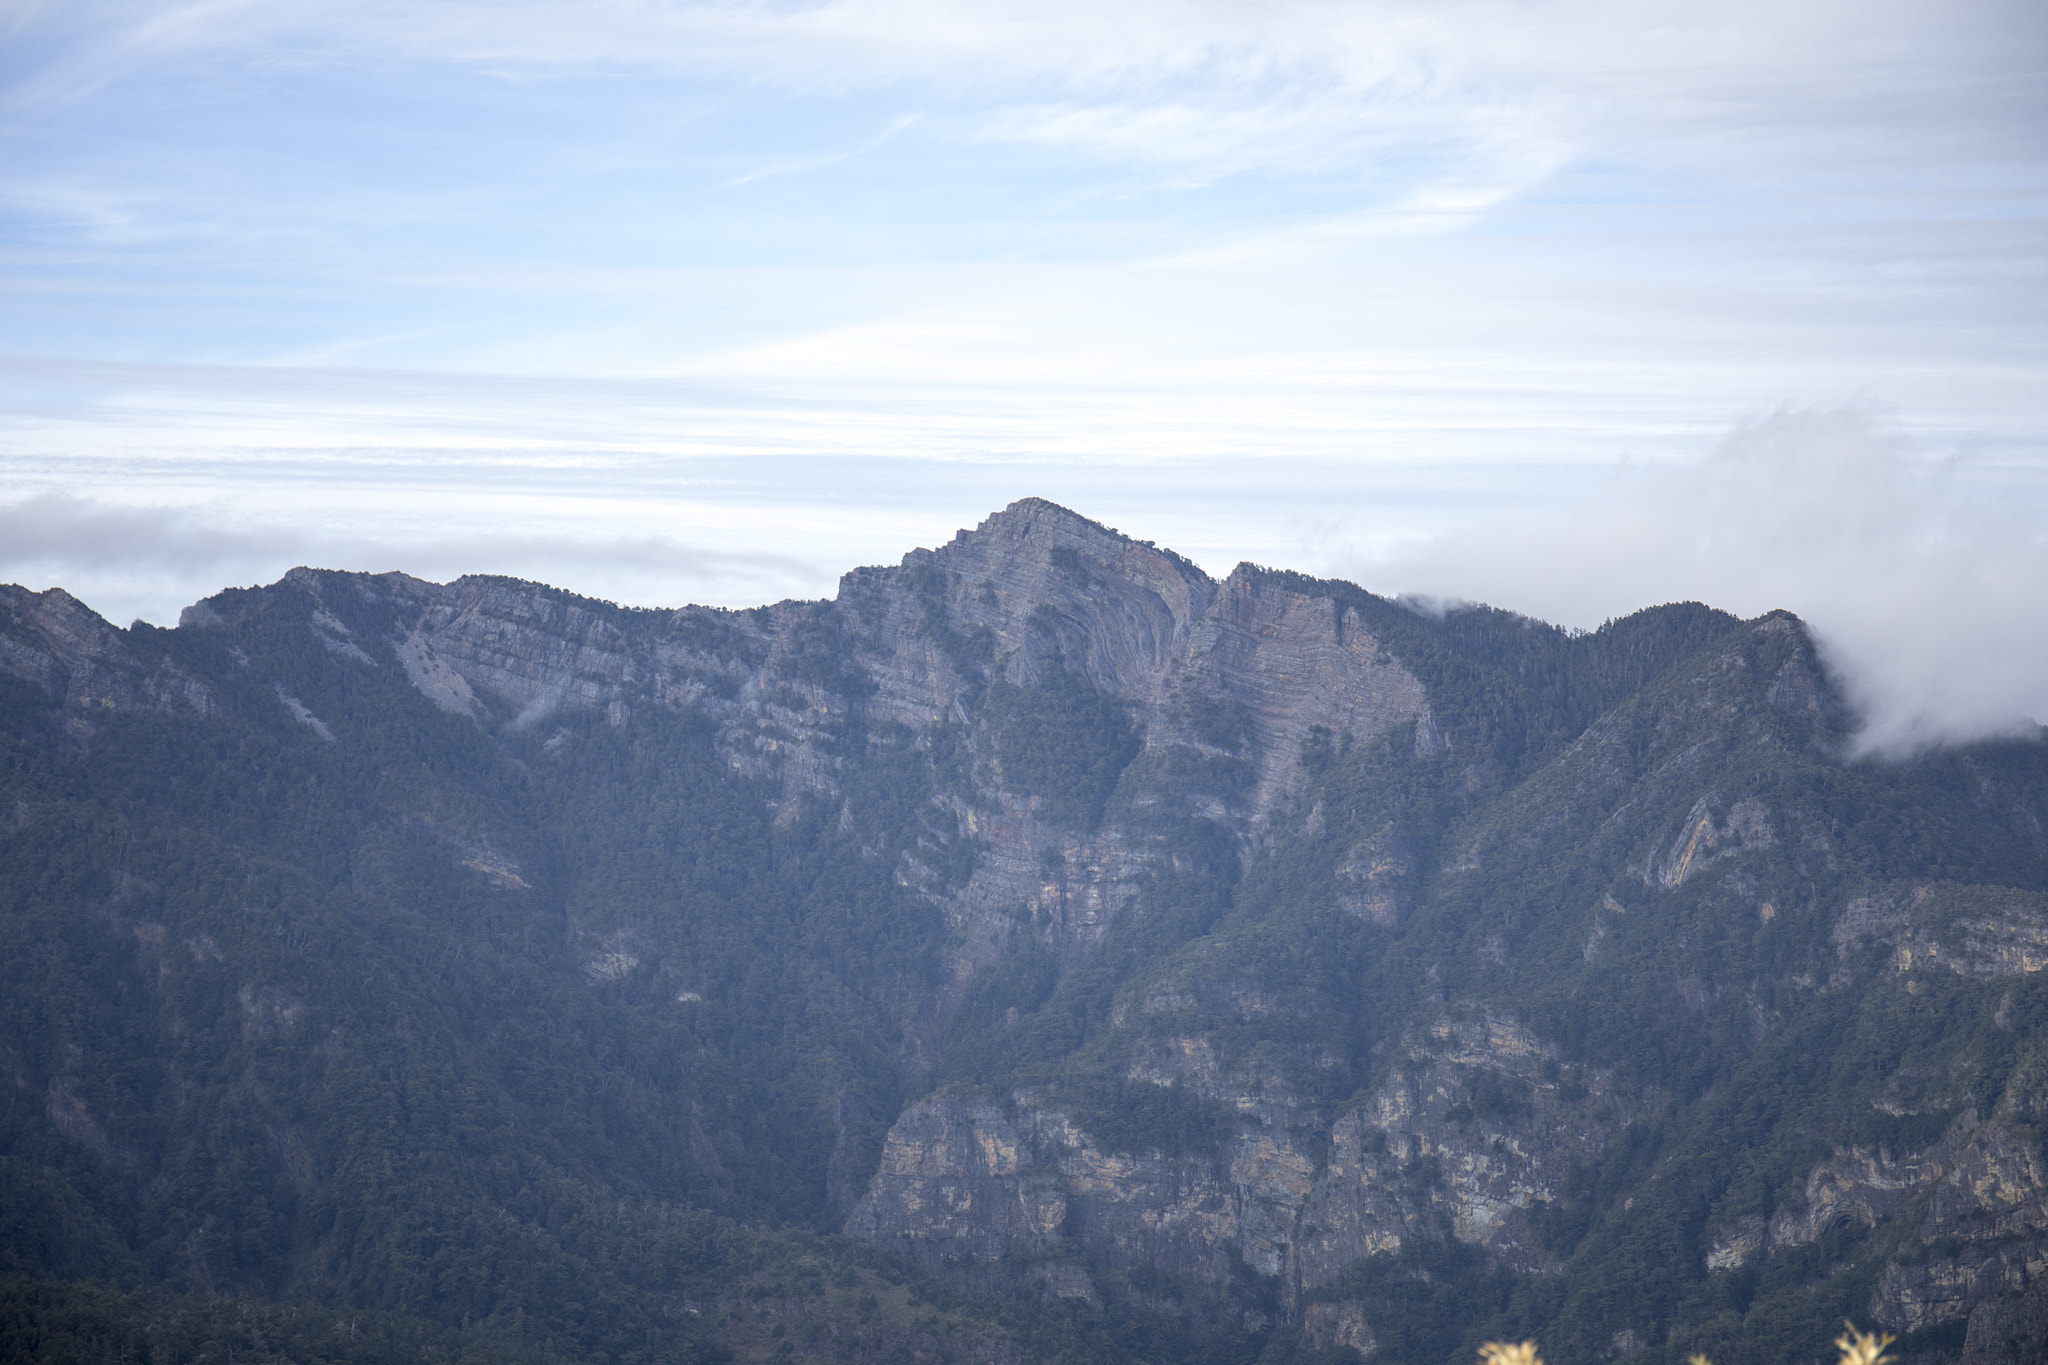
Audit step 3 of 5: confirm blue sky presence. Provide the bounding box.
[3,0,2046,745]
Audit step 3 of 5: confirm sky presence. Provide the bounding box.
[2,0,2045,750]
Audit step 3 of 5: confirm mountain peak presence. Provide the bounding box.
[951,497,1201,575]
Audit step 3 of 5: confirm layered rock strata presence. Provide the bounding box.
[849,1010,1636,1307]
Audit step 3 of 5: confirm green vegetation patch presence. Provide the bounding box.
[983,670,1141,831]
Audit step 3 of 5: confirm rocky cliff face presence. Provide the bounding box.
[1706,1093,2048,1335]
[851,1009,1638,1308]
[1836,884,2048,981]
[2,584,212,736]
[1293,1011,1635,1285]
[831,582,2048,1358]
[167,501,1433,1008]
[847,1082,1318,1298]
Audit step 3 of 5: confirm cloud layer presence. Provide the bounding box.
[1357,410,2048,755]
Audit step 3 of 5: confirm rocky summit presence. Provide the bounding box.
[2,499,2046,1365]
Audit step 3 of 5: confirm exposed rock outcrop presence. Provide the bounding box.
[0,585,212,731]
[1295,1011,1630,1286]
[839,502,1431,1000]
[253,501,1433,1014]
[850,1007,1633,1318]
[846,1087,1316,1289]
[1302,1300,1377,1356]
[1703,1062,2048,1337]
[1836,884,2048,980]
[1961,1276,2048,1365]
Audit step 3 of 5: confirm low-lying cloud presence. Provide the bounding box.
[0,496,306,573]
[1355,409,2048,757]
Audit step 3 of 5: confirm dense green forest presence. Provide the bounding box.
[2,501,2043,1365]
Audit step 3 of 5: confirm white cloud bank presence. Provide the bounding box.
[1356,410,2048,756]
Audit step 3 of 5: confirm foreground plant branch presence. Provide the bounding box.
[1484,1320,1897,1365]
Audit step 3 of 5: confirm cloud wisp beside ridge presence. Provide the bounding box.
[0,495,826,628]
[1354,409,2048,757]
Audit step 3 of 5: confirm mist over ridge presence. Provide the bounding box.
[1352,409,2048,758]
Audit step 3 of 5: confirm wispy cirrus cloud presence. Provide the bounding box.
[10,0,2038,198]
[725,113,923,187]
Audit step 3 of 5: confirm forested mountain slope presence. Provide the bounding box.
[2,499,2044,1365]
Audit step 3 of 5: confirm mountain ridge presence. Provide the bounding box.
[2,499,2044,1365]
